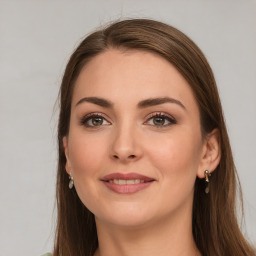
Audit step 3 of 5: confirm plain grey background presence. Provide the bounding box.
[0,0,255,255]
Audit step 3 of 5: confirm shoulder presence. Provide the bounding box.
[41,253,51,256]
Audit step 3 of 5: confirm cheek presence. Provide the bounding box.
[68,132,108,177]
[143,131,202,215]
[67,132,110,210]
[146,129,202,185]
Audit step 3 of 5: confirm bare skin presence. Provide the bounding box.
[63,49,220,256]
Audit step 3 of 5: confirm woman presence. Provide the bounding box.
[52,18,255,256]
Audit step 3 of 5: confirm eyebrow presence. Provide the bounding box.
[137,97,186,110]
[75,97,113,108]
[75,96,186,110]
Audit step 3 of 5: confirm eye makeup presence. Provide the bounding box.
[80,112,111,128]
[79,111,177,129]
[144,112,177,127]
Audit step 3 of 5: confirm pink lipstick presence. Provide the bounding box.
[101,172,155,194]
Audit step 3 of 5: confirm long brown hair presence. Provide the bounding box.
[53,18,255,256]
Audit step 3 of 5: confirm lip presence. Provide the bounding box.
[101,172,155,194]
[101,172,155,182]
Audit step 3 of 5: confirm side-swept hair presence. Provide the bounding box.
[54,18,255,256]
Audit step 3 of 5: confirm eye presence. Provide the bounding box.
[145,112,176,127]
[80,113,111,128]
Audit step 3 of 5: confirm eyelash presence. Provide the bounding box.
[80,113,109,128]
[80,112,176,128]
[145,112,177,127]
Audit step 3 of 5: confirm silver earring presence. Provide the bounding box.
[69,174,74,189]
[204,170,211,194]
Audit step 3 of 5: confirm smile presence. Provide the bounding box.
[109,179,145,185]
[101,172,155,194]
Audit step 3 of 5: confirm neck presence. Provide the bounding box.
[94,205,200,256]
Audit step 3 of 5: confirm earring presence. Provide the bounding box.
[204,170,211,194]
[69,174,74,189]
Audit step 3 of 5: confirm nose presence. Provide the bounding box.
[110,123,143,163]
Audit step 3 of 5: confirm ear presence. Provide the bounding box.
[197,128,221,179]
[63,136,72,174]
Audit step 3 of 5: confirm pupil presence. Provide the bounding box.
[92,117,103,126]
[153,117,165,125]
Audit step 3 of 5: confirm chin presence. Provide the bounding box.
[94,202,160,229]
[98,214,153,229]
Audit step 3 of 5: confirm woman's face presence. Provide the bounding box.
[63,49,207,228]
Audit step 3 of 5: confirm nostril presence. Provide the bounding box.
[112,154,136,160]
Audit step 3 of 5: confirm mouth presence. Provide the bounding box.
[107,179,149,185]
[101,172,155,194]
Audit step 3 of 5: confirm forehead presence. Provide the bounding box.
[72,49,198,112]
